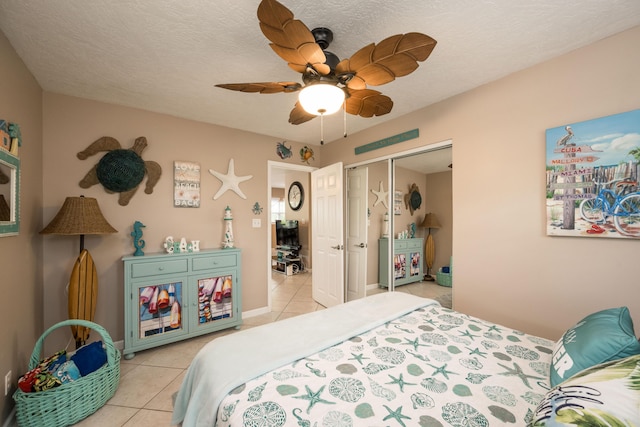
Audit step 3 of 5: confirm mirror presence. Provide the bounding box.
[344,143,452,301]
[0,149,20,235]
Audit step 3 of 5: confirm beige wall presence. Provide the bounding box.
[425,170,453,274]
[41,93,320,353]
[393,166,429,239]
[0,30,43,420]
[322,26,640,340]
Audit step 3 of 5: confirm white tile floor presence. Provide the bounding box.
[70,272,451,426]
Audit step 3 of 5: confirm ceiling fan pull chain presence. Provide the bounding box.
[320,113,325,145]
[343,104,348,138]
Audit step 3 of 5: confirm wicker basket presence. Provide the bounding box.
[13,319,121,427]
[436,270,452,287]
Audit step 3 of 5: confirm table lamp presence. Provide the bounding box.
[40,196,117,348]
[420,212,440,281]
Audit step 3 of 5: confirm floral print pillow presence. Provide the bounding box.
[530,354,640,426]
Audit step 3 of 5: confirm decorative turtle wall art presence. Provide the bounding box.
[404,183,422,215]
[77,136,162,206]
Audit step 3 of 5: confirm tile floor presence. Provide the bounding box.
[68,272,451,426]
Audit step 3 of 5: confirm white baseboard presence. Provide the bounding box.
[3,408,16,427]
[367,283,380,291]
[111,306,272,357]
[242,306,270,318]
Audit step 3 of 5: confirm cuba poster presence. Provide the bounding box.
[546,109,640,239]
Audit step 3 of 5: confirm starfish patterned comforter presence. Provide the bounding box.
[172,293,554,426]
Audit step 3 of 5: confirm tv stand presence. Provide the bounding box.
[272,245,303,275]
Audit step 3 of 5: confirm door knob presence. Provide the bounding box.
[331,244,344,250]
[355,243,366,248]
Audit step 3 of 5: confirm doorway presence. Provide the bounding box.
[267,161,315,311]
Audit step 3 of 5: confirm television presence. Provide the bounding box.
[275,220,300,249]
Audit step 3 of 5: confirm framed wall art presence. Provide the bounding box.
[394,190,403,215]
[174,161,201,208]
[545,109,640,239]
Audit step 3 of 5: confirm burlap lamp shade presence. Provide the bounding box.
[40,196,117,237]
[40,196,116,348]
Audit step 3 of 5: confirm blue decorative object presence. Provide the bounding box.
[252,202,263,215]
[131,221,146,256]
[8,122,21,155]
[276,141,292,159]
[409,222,416,238]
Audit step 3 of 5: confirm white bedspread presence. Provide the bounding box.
[171,292,435,426]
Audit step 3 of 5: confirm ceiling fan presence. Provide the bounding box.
[215,0,437,140]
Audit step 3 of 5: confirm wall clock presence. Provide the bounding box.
[288,181,304,211]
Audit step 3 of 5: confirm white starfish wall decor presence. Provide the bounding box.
[209,158,253,200]
[371,181,389,208]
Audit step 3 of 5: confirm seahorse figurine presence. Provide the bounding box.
[131,220,146,256]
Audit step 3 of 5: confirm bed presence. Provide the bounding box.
[172,292,640,427]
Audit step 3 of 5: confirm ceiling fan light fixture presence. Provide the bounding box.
[298,83,345,116]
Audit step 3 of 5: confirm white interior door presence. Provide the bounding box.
[346,167,367,301]
[311,162,344,308]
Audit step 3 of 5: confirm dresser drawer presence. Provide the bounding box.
[394,240,408,250]
[404,239,423,250]
[130,259,188,278]
[192,253,237,271]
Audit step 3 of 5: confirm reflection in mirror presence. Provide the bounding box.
[345,160,391,302]
[0,149,20,235]
[0,162,10,220]
[344,143,452,302]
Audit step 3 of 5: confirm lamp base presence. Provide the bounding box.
[423,274,435,281]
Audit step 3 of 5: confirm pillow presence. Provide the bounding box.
[530,354,640,426]
[549,307,640,386]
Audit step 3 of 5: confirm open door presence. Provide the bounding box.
[311,162,344,307]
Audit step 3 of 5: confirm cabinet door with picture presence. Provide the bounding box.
[128,276,187,351]
[190,271,238,333]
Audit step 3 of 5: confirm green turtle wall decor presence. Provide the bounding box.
[77,136,162,206]
[404,183,422,215]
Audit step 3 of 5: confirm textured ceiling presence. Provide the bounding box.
[1,1,639,145]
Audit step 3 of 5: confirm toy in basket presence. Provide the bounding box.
[13,319,120,427]
[436,257,453,287]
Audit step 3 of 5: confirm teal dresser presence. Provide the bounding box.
[378,238,423,287]
[122,249,242,359]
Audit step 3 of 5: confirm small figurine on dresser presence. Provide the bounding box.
[131,221,146,256]
[222,206,234,249]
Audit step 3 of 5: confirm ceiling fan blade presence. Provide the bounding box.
[215,82,302,94]
[345,89,393,118]
[270,43,330,75]
[336,32,436,88]
[289,102,317,125]
[257,0,328,75]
